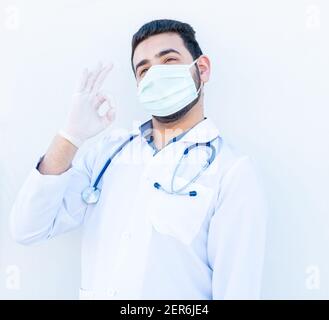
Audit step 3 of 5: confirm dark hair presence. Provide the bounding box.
[131,19,203,73]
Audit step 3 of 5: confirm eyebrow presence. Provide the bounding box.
[135,48,181,74]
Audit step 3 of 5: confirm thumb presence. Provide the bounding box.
[105,105,116,123]
[95,92,116,125]
[94,92,115,116]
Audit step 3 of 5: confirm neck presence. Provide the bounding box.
[151,101,204,150]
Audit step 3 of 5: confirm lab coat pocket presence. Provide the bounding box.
[145,176,215,245]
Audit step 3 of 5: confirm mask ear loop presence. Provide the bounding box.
[190,59,204,95]
[189,59,199,67]
[196,81,203,95]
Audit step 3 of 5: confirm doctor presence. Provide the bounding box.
[10,19,267,299]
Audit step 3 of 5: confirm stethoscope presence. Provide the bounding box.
[81,134,221,204]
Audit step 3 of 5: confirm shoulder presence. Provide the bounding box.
[208,138,269,223]
[216,138,261,190]
[72,130,133,174]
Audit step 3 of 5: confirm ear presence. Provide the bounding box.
[196,55,211,83]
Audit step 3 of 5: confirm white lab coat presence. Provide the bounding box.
[10,118,267,299]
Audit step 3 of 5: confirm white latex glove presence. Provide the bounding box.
[59,62,116,147]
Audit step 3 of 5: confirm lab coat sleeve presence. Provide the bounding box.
[207,156,268,300]
[9,140,100,246]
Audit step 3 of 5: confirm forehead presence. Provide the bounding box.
[132,32,191,67]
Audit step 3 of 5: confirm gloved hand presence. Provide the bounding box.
[59,62,116,148]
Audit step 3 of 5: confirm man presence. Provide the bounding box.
[10,19,267,299]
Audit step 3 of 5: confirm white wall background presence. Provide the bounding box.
[0,0,328,299]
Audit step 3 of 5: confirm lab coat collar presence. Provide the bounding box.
[137,117,220,144]
[179,117,220,143]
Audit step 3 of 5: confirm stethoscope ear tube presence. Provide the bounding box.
[153,136,220,197]
[154,182,197,197]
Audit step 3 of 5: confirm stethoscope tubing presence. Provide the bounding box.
[92,134,138,188]
[83,133,221,204]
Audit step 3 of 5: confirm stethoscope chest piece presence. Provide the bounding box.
[81,186,101,204]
